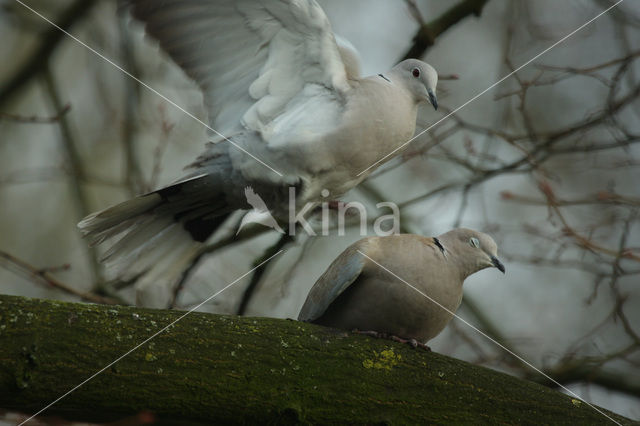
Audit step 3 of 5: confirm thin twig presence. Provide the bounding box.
[0,0,99,108]
[401,0,490,60]
[43,66,104,284]
[118,8,146,196]
[0,104,70,123]
[0,250,118,304]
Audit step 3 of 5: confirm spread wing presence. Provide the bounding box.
[130,0,353,137]
[298,241,367,322]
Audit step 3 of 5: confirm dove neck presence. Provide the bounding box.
[436,234,477,280]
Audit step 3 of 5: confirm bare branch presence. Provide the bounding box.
[401,0,491,60]
[0,104,70,123]
[0,251,117,304]
[0,0,99,108]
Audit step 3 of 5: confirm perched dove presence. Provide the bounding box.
[79,0,438,307]
[298,229,505,346]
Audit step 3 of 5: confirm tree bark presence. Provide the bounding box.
[0,295,631,425]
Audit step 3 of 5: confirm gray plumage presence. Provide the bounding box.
[79,0,438,307]
[298,229,505,343]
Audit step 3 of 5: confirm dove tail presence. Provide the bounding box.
[78,175,231,307]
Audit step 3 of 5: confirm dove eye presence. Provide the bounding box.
[412,67,420,78]
[469,237,480,248]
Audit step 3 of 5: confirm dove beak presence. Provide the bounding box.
[427,89,438,110]
[491,256,505,273]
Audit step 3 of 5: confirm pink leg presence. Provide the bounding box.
[352,329,431,351]
[327,200,346,210]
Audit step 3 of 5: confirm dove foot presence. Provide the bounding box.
[352,329,431,351]
[389,335,431,351]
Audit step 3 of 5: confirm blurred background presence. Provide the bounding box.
[0,0,639,421]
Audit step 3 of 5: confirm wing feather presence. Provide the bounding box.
[298,240,369,322]
[131,0,355,137]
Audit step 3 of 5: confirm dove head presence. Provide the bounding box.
[392,59,438,110]
[439,228,505,276]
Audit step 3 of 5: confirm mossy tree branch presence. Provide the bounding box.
[0,294,631,424]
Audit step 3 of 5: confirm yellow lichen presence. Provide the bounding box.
[571,399,582,407]
[362,348,402,371]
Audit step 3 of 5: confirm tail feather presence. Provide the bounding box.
[78,175,232,307]
[101,215,171,263]
[78,194,161,244]
[127,225,186,275]
[107,222,191,280]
